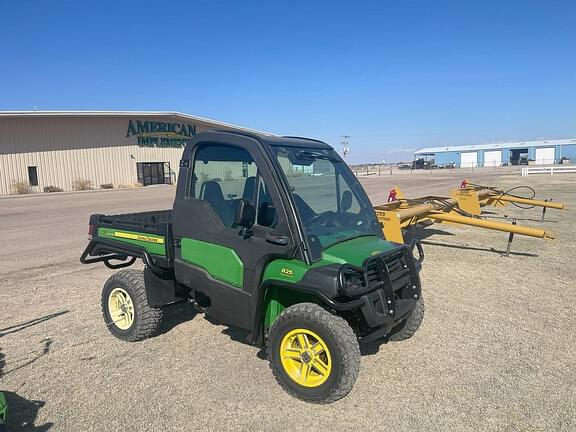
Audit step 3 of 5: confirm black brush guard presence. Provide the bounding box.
[338,240,424,341]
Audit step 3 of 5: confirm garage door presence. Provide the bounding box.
[460,152,478,168]
[535,147,555,165]
[484,150,502,167]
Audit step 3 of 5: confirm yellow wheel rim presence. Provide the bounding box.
[108,288,135,330]
[280,328,332,387]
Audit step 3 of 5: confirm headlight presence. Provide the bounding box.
[338,264,369,296]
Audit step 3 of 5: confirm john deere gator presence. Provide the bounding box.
[81,130,424,403]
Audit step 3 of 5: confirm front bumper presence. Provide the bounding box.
[341,241,423,341]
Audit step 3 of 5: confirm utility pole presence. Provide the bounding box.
[341,135,350,161]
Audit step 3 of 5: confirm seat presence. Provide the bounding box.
[242,176,256,202]
[200,181,233,226]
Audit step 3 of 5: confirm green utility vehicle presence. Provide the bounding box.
[81,131,424,403]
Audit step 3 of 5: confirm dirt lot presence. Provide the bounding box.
[1,169,574,431]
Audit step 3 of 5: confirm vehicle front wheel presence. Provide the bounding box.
[101,270,164,342]
[389,296,425,342]
[267,303,360,404]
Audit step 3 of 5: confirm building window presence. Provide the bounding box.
[137,162,172,186]
[28,166,38,186]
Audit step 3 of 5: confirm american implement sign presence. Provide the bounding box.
[126,120,197,148]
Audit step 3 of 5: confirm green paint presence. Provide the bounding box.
[0,391,6,421]
[322,235,396,267]
[262,235,395,284]
[316,230,364,249]
[263,285,320,329]
[262,259,311,284]
[264,286,283,328]
[261,235,397,327]
[97,227,166,256]
[181,238,244,288]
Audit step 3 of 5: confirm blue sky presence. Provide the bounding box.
[1,0,574,163]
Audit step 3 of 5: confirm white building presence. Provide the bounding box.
[0,111,273,196]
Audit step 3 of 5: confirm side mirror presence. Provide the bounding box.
[341,190,352,212]
[233,199,256,229]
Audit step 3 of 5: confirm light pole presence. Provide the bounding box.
[341,135,350,161]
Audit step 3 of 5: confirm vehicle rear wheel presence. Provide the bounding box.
[389,296,425,341]
[101,270,163,342]
[267,303,360,404]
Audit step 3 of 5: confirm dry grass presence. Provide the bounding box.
[71,178,93,191]
[43,185,64,193]
[11,179,32,194]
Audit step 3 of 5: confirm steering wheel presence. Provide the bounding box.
[306,211,340,228]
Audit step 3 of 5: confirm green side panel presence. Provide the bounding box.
[262,235,397,284]
[263,285,320,329]
[97,227,166,256]
[0,391,7,420]
[261,235,398,328]
[261,259,312,284]
[264,286,283,329]
[181,238,244,288]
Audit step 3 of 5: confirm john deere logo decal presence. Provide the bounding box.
[281,268,294,277]
[126,119,196,148]
[111,231,165,244]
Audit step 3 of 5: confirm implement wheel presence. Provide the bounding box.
[101,270,163,342]
[267,303,360,404]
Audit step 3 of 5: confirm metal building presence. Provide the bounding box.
[0,111,273,196]
[414,138,576,168]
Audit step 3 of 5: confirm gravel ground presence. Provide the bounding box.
[0,170,574,431]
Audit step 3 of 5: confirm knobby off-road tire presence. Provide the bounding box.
[389,296,425,342]
[267,303,361,404]
[101,270,163,342]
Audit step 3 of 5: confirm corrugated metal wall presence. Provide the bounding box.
[424,144,576,168]
[0,116,217,195]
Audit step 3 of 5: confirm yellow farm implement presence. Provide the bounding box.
[451,180,565,218]
[374,180,567,255]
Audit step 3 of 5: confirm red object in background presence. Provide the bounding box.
[460,179,468,189]
[388,188,397,202]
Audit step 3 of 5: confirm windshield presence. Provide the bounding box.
[274,146,381,258]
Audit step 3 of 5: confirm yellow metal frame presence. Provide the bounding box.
[452,182,566,216]
[374,183,565,244]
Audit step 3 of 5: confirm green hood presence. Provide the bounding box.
[262,235,398,285]
[322,235,397,267]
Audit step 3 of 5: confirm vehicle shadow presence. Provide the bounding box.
[1,311,66,379]
[360,341,388,356]
[2,339,53,378]
[221,327,268,360]
[0,311,69,338]
[201,318,268,359]
[159,302,198,335]
[0,349,5,379]
[3,391,53,431]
